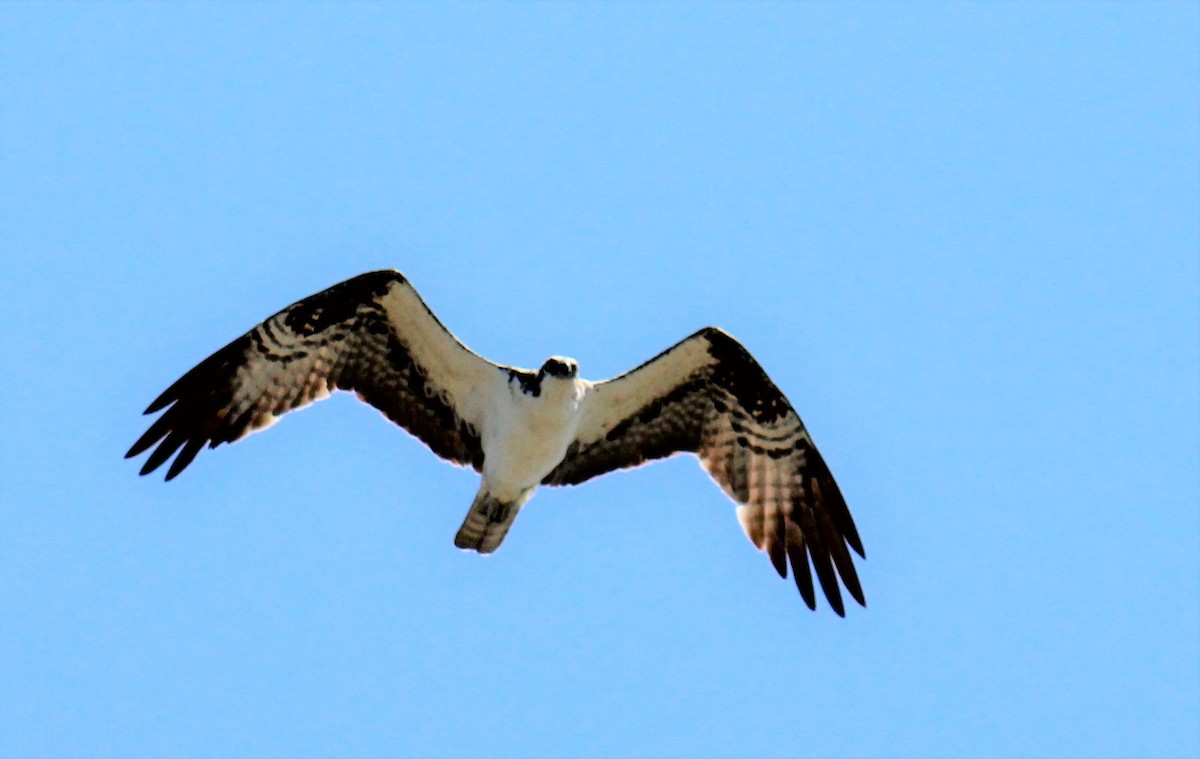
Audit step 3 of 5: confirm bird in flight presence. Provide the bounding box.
[127,270,865,614]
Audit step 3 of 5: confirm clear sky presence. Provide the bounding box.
[2,3,1197,758]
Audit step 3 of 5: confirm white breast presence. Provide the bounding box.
[481,376,589,497]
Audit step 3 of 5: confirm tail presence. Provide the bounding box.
[453,487,533,554]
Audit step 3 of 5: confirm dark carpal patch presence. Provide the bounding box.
[701,328,791,425]
[282,270,402,336]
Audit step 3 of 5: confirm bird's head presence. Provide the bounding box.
[538,356,579,380]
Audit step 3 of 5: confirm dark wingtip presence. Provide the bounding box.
[138,430,186,477]
[164,437,205,480]
[138,456,161,477]
[786,538,817,611]
[838,555,867,609]
[806,442,865,559]
[144,393,173,415]
[767,539,788,579]
[825,586,846,617]
[842,519,866,559]
[801,511,846,616]
[126,424,166,460]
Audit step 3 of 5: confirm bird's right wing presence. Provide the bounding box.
[127,270,516,480]
[543,327,864,614]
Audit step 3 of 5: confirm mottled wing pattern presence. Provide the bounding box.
[543,327,865,614]
[126,270,501,480]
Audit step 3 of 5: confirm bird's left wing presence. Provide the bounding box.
[543,327,865,614]
[127,270,509,480]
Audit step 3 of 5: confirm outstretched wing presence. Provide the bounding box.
[127,270,510,480]
[543,327,865,615]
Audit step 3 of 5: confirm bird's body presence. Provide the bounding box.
[128,270,866,614]
[483,366,587,498]
[460,366,589,552]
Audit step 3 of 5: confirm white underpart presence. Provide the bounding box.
[481,375,590,501]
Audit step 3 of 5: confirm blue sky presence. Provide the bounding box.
[2,3,1197,758]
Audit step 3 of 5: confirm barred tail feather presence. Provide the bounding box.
[453,488,532,554]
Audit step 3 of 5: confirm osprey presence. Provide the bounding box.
[127,270,866,614]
